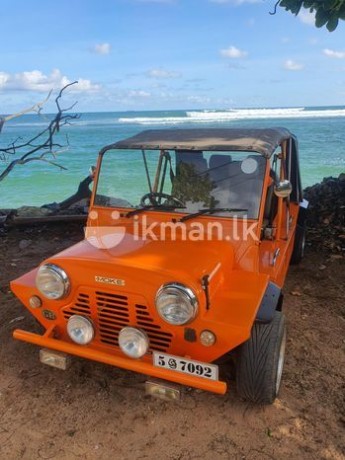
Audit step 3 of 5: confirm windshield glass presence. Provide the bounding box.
[94,149,266,219]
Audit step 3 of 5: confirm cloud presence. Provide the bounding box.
[323,48,345,59]
[284,59,304,71]
[92,43,111,55]
[298,8,315,25]
[0,69,100,92]
[0,72,10,87]
[74,79,101,91]
[146,68,182,78]
[220,45,248,58]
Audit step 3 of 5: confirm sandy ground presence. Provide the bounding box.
[0,223,344,460]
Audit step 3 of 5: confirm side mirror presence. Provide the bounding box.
[274,180,292,198]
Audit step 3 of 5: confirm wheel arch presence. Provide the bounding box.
[255,282,283,323]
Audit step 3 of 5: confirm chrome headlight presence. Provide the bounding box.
[67,315,94,345]
[36,264,70,300]
[119,327,149,358]
[155,283,198,326]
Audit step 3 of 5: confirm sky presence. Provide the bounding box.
[1,0,345,112]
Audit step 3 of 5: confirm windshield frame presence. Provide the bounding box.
[90,146,271,223]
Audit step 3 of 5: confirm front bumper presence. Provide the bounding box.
[13,326,227,395]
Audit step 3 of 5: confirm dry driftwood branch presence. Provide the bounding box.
[0,90,52,133]
[0,81,80,182]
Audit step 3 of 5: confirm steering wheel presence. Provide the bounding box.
[140,192,184,208]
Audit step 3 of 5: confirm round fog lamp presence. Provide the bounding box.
[29,295,42,309]
[119,327,149,358]
[67,315,94,345]
[200,330,216,347]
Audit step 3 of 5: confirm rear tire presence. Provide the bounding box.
[290,224,306,265]
[236,311,286,404]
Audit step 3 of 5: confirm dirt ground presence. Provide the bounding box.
[0,223,344,460]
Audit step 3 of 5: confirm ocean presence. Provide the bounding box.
[1,107,344,209]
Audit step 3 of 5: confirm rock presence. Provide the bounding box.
[304,173,345,254]
[19,239,32,250]
[291,290,302,296]
[330,254,343,260]
[16,206,51,218]
[42,202,60,212]
[319,264,326,271]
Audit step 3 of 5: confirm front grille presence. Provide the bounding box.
[62,288,173,353]
[135,304,173,352]
[96,291,130,347]
[62,293,91,319]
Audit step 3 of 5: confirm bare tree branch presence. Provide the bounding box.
[0,90,52,133]
[0,81,79,182]
[269,1,280,15]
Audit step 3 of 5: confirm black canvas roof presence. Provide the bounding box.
[103,127,295,158]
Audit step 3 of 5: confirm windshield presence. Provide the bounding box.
[94,149,266,219]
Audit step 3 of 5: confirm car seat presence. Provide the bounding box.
[210,155,265,218]
[209,154,232,183]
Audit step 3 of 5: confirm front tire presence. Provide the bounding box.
[236,311,286,404]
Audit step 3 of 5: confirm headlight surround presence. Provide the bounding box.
[67,315,94,345]
[155,283,198,326]
[119,327,149,358]
[36,264,70,300]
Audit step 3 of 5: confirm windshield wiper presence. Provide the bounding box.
[125,204,185,218]
[179,208,248,223]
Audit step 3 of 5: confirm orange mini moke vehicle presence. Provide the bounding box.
[11,128,307,404]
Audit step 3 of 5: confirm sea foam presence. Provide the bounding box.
[118,107,345,125]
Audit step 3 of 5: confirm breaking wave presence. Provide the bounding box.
[118,107,345,125]
[7,107,345,128]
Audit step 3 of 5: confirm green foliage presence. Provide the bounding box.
[173,163,215,207]
[279,0,345,31]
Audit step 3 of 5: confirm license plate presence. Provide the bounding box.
[153,352,219,381]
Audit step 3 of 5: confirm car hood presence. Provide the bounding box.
[43,233,235,299]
